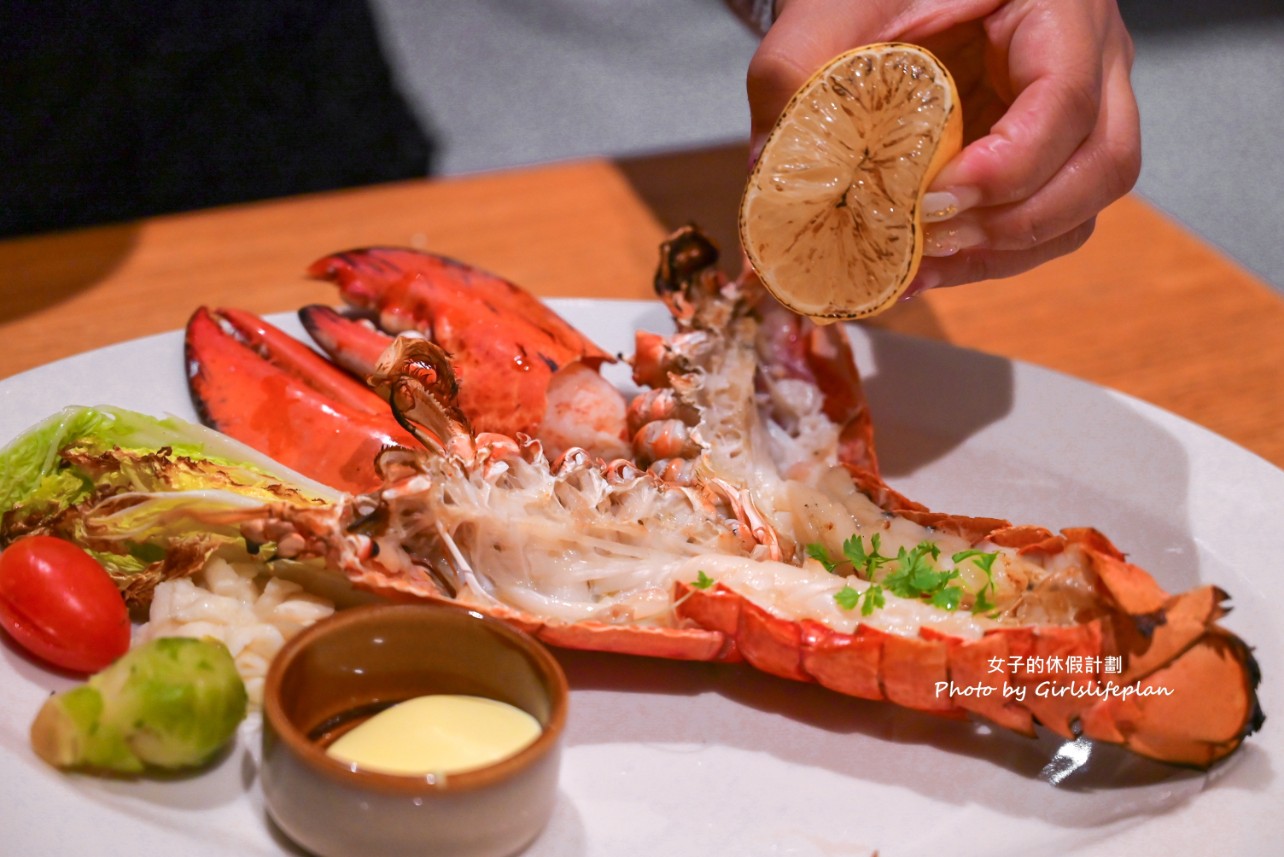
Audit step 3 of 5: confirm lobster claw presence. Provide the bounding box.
[306,247,616,442]
[298,304,393,380]
[185,307,416,494]
[187,246,630,494]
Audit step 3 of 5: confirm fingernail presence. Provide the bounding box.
[922,219,985,257]
[902,269,940,299]
[921,187,981,223]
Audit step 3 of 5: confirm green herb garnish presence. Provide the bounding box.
[881,542,957,603]
[834,585,860,610]
[952,549,1001,614]
[805,542,838,573]
[692,570,715,590]
[929,586,963,610]
[843,533,894,578]
[859,584,886,615]
[816,534,1004,617]
[823,537,988,615]
[832,583,886,615]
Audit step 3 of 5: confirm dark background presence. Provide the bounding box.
[2,0,1280,294]
[0,1,432,238]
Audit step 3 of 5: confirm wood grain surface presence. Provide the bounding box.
[2,144,1281,468]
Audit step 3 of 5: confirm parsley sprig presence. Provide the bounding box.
[844,533,894,578]
[834,580,885,616]
[952,549,999,613]
[807,535,1000,616]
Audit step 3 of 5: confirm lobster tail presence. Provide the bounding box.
[176,226,1261,770]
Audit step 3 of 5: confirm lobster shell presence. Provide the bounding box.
[184,226,1263,770]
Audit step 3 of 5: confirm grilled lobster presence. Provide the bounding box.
[179,227,1261,769]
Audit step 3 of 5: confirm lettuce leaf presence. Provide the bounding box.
[0,405,342,604]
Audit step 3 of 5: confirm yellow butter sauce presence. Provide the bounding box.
[324,694,541,776]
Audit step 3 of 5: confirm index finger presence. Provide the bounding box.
[928,2,1112,205]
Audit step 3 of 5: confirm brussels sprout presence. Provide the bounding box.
[30,637,247,774]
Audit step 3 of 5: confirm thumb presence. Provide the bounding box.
[747,0,895,150]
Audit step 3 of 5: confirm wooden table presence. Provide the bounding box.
[3,143,1282,469]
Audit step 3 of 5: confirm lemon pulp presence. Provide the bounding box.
[740,43,962,320]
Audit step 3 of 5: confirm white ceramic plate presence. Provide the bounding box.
[0,301,1278,856]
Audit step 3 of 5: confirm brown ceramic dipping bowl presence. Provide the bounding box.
[261,603,568,857]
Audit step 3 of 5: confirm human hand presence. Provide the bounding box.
[746,0,1141,294]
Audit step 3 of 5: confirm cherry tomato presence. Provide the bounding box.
[0,536,131,673]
